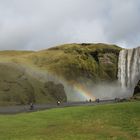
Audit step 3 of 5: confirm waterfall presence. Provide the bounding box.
[118,47,140,94]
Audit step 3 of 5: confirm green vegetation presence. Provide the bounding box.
[0,43,122,105]
[132,93,140,101]
[0,43,121,82]
[1,43,139,105]
[0,101,139,140]
[0,63,66,105]
[33,43,121,82]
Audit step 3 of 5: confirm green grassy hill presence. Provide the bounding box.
[0,43,122,105]
[0,101,139,140]
[0,63,67,105]
[0,43,121,82]
[32,43,121,82]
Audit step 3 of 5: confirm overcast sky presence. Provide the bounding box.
[0,0,140,50]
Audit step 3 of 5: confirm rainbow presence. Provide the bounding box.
[73,83,96,101]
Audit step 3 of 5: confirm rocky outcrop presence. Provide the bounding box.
[134,80,140,95]
[44,81,67,102]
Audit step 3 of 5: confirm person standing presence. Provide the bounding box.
[30,102,34,110]
[57,101,61,106]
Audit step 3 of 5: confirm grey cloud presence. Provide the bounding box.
[0,0,140,50]
[106,0,140,48]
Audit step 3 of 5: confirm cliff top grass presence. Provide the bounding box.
[28,43,121,81]
[0,101,139,140]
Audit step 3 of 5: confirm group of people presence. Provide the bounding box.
[29,99,102,110]
[88,98,100,103]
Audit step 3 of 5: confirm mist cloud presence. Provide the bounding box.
[0,0,140,50]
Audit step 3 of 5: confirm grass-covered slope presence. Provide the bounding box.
[30,43,121,82]
[0,44,121,83]
[0,63,67,105]
[0,101,139,140]
[0,43,121,105]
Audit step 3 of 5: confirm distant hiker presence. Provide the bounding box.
[30,102,34,110]
[96,99,100,103]
[57,101,61,106]
[115,98,120,102]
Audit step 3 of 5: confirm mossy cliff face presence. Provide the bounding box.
[30,43,121,83]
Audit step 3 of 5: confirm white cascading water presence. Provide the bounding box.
[118,47,140,95]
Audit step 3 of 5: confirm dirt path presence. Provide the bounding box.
[0,100,116,114]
